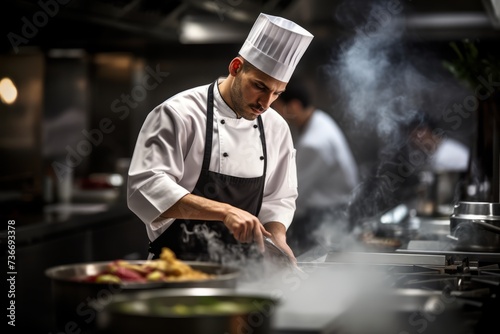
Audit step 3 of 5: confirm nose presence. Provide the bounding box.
[258,92,275,110]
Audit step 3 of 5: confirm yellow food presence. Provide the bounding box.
[91,248,215,283]
[95,274,121,284]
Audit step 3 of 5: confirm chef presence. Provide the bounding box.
[127,13,314,263]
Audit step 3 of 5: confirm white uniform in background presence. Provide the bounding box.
[294,109,359,218]
[429,137,470,172]
[127,80,298,242]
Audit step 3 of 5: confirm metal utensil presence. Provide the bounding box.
[263,237,303,273]
[264,237,291,260]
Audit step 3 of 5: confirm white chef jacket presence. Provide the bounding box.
[429,137,470,172]
[127,79,298,242]
[294,109,359,217]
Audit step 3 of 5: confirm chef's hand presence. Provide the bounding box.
[223,206,271,252]
[160,194,271,252]
[264,221,297,264]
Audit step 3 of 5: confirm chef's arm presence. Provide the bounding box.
[160,193,272,251]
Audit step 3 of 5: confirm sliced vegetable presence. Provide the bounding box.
[146,270,165,281]
[95,274,121,284]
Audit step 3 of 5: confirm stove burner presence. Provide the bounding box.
[391,263,500,298]
[296,249,500,334]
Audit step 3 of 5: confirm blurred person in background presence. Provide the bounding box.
[272,78,360,255]
[406,115,470,216]
[407,115,470,173]
[348,113,471,228]
[127,13,313,263]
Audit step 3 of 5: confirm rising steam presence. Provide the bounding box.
[236,4,476,333]
[322,1,472,228]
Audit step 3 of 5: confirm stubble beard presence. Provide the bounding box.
[230,76,257,121]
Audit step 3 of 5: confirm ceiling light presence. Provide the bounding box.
[404,13,491,29]
[179,15,248,44]
[0,77,18,105]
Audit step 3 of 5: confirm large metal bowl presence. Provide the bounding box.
[96,288,279,334]
[45,261,240,333]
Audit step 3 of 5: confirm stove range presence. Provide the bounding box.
[271,246,500,334]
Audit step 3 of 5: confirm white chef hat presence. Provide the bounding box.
[238,13,314,83]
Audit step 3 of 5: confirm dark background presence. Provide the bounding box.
[1,0,499,199]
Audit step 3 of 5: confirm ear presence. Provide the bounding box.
[229,57,243,76]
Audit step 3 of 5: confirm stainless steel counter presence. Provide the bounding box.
[266,243,500,334]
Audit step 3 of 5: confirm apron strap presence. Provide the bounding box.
[201,82,215,171]
[149,81,268,260]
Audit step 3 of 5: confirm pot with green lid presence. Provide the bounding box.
[96,288,279,334]
[450,201,500,252]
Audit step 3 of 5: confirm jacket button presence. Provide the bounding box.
[223,152,229,157]
[253,124,258,128]
[221,120,225,124]
[260,156,264,160]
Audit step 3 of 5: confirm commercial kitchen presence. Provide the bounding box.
[1,1,499,333]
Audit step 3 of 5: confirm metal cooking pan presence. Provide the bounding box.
[450,201,500,252]
[45,260,240,333]
[96,288,279,334]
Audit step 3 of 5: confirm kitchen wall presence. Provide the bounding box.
[0,52,44,213]
[0,42,257,217]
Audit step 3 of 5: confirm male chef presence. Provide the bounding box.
[127,13,314,263]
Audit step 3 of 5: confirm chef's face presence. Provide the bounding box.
[230,59,287,121]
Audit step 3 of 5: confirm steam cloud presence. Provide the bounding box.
[237,4,478,333]
[322,1,472,228]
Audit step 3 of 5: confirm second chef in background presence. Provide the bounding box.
[273,78,360,255]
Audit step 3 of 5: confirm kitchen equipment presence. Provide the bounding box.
[416,171,465,217]
[45,260,240,333]
[463,91,500,203]
[264,237,305,274]
[300,249,500,334]
[264,237,293,264]
[356,204,420,250]
[96,288,278,334]
[450,201,500,252]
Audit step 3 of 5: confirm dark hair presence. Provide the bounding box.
[240,57,257,73]
[279,78,312,108]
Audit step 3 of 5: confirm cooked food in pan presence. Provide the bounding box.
[81,248,215,283]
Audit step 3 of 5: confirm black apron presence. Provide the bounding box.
[148,81,268,262]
